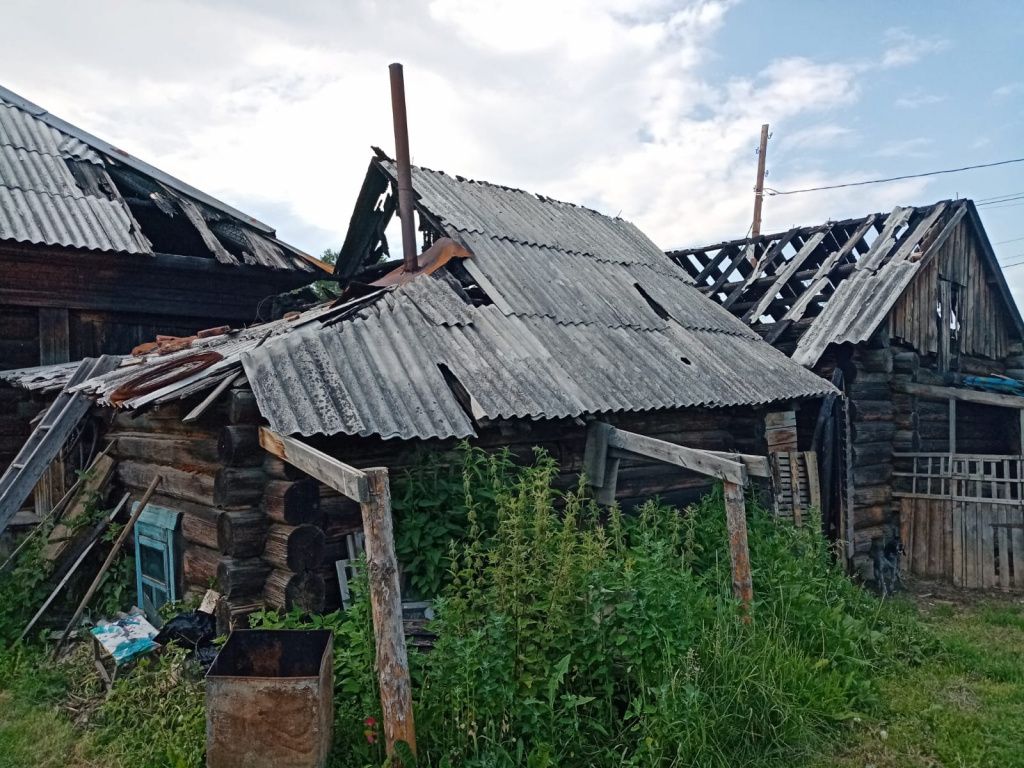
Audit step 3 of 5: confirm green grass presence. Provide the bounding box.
[812,591,1024,768]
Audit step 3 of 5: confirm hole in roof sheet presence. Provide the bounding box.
[633,283,672,321]
[437,363,479,422]
[680,356,691,365]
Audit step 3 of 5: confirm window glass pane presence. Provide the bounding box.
[139,543,165,581]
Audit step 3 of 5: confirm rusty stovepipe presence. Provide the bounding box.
[389,63,418,274]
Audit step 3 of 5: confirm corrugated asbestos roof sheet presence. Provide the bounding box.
[8,156,836,441]
[242,279,833,440]
[0,85,317,272]
[669,200,1011,367]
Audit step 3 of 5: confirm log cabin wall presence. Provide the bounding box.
[0,243,316,477]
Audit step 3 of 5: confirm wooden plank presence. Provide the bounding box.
[805,451,821,512]
[896,381,1024,410]
[1011,506,1024,589]
[966,503,979,588]
[900,499,914,574]
[607,428,746,485]
[952,501,963,587]
[742,232,827,322]
[259,427,368,502]
[929,500,943,578]
[788,452,803,526]
[594,456,620,506]
[983,504,997,589]
[917,499,933,577]
[38,307,70,365]
[997,505,1011,590]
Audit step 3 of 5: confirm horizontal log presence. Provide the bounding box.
[263,524,326,572]
[853,463,893,487]
[111,410,218,437]
[217,509,268,558]
[262,455,309,481]
[217,557,271,599]
[852,421,895,445]
[212,467,266,507]
[217,425,263,467]
[262,479,322,525]
[263,569,325,613]
[182,510,220,550]
[853,348,893,374]
[114,433,220,469]
[118,461,264,508]
[850,400,895,422]
[848,380,891,401]
[892,351,920,374]
[854,484,890,508]
[183,545,220,589]
[853,504,892,528]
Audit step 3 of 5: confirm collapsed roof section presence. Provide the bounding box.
[0,84,322,273]
[4,152,836,441]
[669,200,1024,367]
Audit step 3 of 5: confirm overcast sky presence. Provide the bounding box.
[4,1,1023,301]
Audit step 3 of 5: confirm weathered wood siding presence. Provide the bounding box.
[890,219,1014,360]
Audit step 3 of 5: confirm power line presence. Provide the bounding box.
[978,193,1024,207]
[977,190,1024,204]
[764,156,1024,197]
[981,200,1024,211]
[995,235,1024,245]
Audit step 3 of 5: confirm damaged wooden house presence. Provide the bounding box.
[670,200,1024,590]
[0,145,834,629]
[0,84,326,515]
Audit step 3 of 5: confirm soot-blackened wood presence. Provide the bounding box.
[263,455,310,482]
[212,467,266,507]
[262,479,322,525]
[217,425,262,466]
[360,467,416,759]
[226,389,260,424]
[216,557,271,599]
[263,568,326,612]
[263,524,326,572]
[184,545,220,588]
[216,509,268,558]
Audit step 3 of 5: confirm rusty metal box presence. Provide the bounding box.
[206,629,333,768]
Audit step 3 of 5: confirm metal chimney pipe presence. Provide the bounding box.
[389,63,418,273]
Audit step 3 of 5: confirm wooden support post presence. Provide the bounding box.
[723,480,754,617]
[949,399,957,455]
[360,468,416,761]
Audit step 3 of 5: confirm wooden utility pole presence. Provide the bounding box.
[751,123,770,240]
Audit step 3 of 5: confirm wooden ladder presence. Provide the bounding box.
[0,355,119,533]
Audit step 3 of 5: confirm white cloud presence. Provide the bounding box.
[0,0,950,258]
[880,28,950,68]
[895,92,945,109]
[994,83,1023,98]
[872,137,934,159]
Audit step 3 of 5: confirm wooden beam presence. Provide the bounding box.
[259,427,369,502]
[723,480,754,616]
[360,468,416,761]
[582,422,612,487]
[606,428,747,485]
[38,307,69,365]
[895,381,1024,410]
